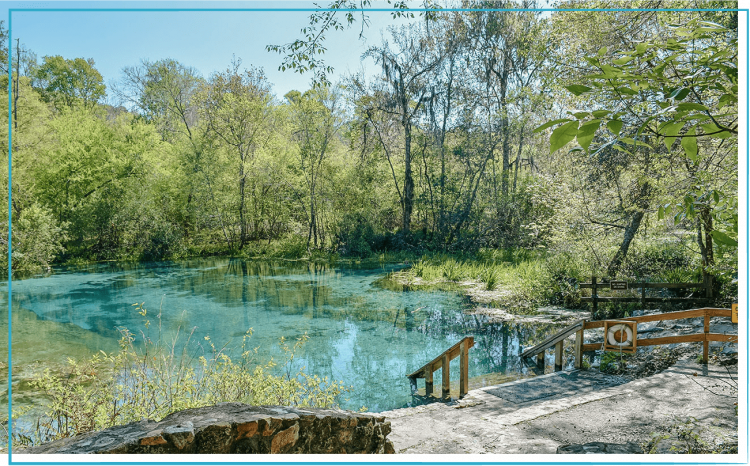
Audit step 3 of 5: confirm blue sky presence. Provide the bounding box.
[2,1,416,101]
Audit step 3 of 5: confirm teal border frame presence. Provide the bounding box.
[5,5,748,465]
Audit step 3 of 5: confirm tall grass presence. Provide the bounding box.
[7,303,346,448]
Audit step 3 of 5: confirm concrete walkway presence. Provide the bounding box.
[383,359,738,454]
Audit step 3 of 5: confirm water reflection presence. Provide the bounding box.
[1,258,562,412]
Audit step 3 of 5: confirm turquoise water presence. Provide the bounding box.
[2,258,551,412]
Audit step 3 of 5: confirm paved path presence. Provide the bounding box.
[383,359,738,454]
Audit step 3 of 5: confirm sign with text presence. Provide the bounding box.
[732,303,738,324]
[610,281,628,290]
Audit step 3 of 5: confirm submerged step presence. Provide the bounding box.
[480,370,629,404]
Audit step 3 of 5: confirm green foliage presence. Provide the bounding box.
[35,55,105,109]
[479,267,499,291]
[539,16,738,253]
[0,203,68,276]
[22,304,347,446]
[621,241,699,279]
[336,213,375,257]
[599,351,629,374]
[441,259,464,282]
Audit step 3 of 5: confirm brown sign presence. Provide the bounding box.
[732,303,738,324]
[610,281,628,290]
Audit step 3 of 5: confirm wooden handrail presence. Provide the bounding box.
[406,336,474,399]
[582,308,732,329]
[521,308,735,373]
[520,320,584,358]
[580,282,707,289]
[580,307,734,364]
[580,276,713,316]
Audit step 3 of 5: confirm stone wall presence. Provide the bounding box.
[22,403,395,454]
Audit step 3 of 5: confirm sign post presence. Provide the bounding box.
[610,281,628,290]
[732,303,738,324]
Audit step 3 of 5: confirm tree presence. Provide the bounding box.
[537,16,737,276]
[286,85,344,250]
[115,59,203,142]
[266,0,439,85]
[114,59,210,236]
[361,24,446,233]
[35,55,106,109]
[198,61,275,250]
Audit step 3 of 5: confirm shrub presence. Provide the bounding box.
[336,213,375,257]
[272,234,308,258]
[622,241,698,279]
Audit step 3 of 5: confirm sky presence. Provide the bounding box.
[1,1,418,101]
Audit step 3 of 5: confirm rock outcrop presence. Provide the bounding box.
[22,403,395,454]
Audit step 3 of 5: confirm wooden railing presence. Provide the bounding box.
[522,308,736,370]
[580,276,712,316]
[519,320,585,371]
[407,336,474,399]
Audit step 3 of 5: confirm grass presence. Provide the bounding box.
[373,248,586,313]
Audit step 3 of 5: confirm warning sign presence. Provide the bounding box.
[732,303,738,324]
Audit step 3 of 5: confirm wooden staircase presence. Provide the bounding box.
[406,336,474,399]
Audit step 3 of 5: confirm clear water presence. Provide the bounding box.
[1,258,556,412]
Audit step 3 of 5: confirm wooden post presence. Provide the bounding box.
[705,274,713,300]
[442,353,450,399]
[459,340,469,397]
[574,326,584,369]
[555,340,563,371]
[536,351,544,369]
[425,368,433,397]
[409,376,417,394]
[703,311,710,364]
[641,282,646,311]
[592,276,598,317]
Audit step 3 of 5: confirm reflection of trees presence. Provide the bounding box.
[8,258,576,411]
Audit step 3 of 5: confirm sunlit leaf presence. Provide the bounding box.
[607,119,623,136]
[710,230,737,247]
[565,85,593,96]
[576,119,601,151]
[549,120,579,154]
[681,126,698,161]
[532,118,572,133]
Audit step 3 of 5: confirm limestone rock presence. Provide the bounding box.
[21,403,394,455]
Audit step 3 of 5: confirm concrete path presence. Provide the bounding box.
[383,359,738,454]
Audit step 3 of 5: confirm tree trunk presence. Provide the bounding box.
[607,181,651,277]
[498,55,511,196]
[13,38,20,130]
[238,160,247,249]
[697,207,715,290]
[402,120,414,233]
[607,210,644,277]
